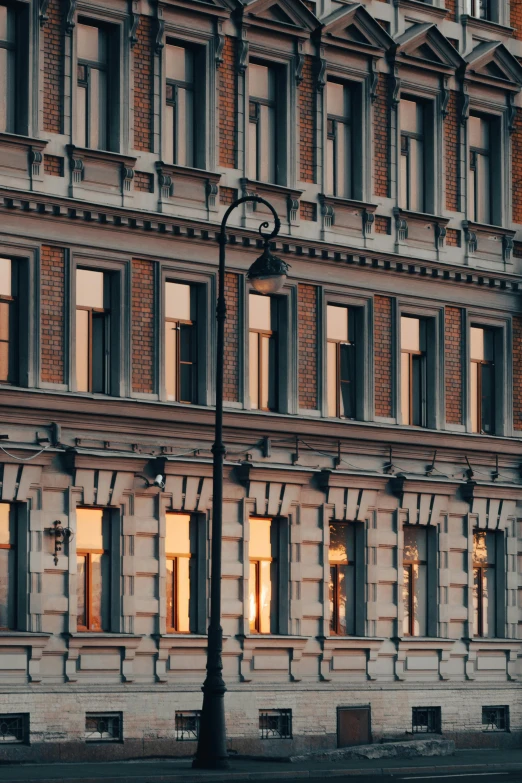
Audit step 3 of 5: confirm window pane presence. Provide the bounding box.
[259,104,276,183]
[327,81,349,118]
[249,331,259,409]
[90,552,109,631]
[481,362,494,433]
[0,301,9,382]
[249,294,271,330]
[329,523,354,564]
[166,558,175,629]
[76,83,87,148]
[165,282,191,321]
[259,559,272,634]
[248,119,258,180]
[473,567,480,636]
[0,47,15,134]
[165,320,177,401]
[483,566,495,637]
[260,333,270,410]
[410,138,424,212]
[468,162,476,222]
[78,23,105,63]
[76,508,104,550]
[95,68,107,151]
[165,104,175,164]
[473,531,496,564]
[401,351,411,425]
[477,152,490,224]
[470,327,484,361]
[176,555,191,632]
[179,362,193,404]
[77,554,87,628]
[249,63,273,100]
[326,137,334,195]
[0,503,10,545]
[411,353,424,427]
[404,526,427,561]
[470,361,479,433]
[401,99,419,134]
[403,565,412,635]
[413,562,427,636]
[249,561,258,632]
[400,149,408,209]
[176,87,189,166]
[401,316,420,352]
[469,115,486,149]
[327,341,337,417]
[340,344,355,418]
[77,269,104,308]
[166,513,191,555]
[250,517,272,559]
[166,45,193,83]
[91,312,106,394]
[329,565,336,633]
[76,308,89,393]
[0,258,12,296]
[338,564,355,635]
[0,5,15,41]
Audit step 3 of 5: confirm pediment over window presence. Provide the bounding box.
[393,22,463,72]
[318,3,393,54]
[465,41,522,89]
[241,0,318,33]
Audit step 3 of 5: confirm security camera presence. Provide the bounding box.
[153,474,165,490]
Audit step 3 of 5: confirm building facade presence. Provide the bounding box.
[0,0,522,760]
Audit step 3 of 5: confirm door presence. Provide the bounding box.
[337,706,371,747]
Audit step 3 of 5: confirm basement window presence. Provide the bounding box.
[175,710,200,741]
[85,713,122,742]
[0,714,28,743]
[482,706,509,732]
[259,709,292,739]
[412,707,441,734]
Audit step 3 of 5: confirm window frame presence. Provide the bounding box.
[0,0,29,136]
[0,502,17,631]
[164,281,198,405]
[328,520,365,637]
[246,515,289,636]
[401,524,438,639]
[400,315,427,428]
[0,251,33,388]
[464,312,509,436]
[163,39,206,169]
[472,529,505,639]
[466,104,504,228]
[76,506,111,633]
[76,20,111,151]
[396,88,439,216]
[164,512,201,634]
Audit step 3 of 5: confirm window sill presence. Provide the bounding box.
[154,634,209,649]
[394,208,449,226]
[241,178,303,200]
[461,14,514,37]
[319,635,385,649]
[66,145,137,168]
[156,162,221,185]
[395,0,449,21]
[0,132,47,151]
[463,220,515,238]
[0,633,51,683]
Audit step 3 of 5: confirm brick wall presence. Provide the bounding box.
[374,295,392,418]
[446,229,460,247]
[40,246,65,384]
[219,37,237,169]
[374,75,389,199]
[300,201,317,221]
[134,172,154,193]
[133,17,153,152]
[132,259,155,394]
[445,92,459,212]
[375,216,391,235]
[298,284,317,410]
[220,187,238,206]
[512,2,522,40]
[44,155,64,177]
[224,273,239,402]
[514,317,522,430]
[445,0,457,21]
[299,56,315,183]
[513,109,522,223]
[445,307,462,426]
[43,0,63,134]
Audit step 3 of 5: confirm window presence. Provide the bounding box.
[482,706,509,732]
[165,513,196,633]
[0,3,16,134]
[249,517,277,634]
[175,711,200,740]
[249,293,278,411]
[466,0,491,19]
[0,714,28,743]
[165,44,200,167]
[412,707,441,734]
[85,713,121,741]
[400,99,426,212]
[76,508,111,632]
[0,503,16,630]
[473,530,499,638]
[470,327,495,435]
[468,116,491,224]
[165,282,197,404]
[77,22,112,150]
[76,269,109,394]
[329,522,357,635]
[0,258,18,385]
[401,316,426,427]
[327,305,355,419]
[326,81,352,198]
[259,709,292,739]
[403,526,428,637]
[249,63,278,183]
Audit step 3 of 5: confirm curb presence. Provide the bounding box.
[2,762,522,783]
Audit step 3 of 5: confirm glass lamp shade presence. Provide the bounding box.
[247,247,290,296]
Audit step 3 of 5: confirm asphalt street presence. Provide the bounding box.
[303,775,522,783]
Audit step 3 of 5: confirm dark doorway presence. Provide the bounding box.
[337,706,371,747]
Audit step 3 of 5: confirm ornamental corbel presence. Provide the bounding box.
[460,86,470,125]
[39,0,51,28]
[315,56,326,93]
[287,195,299,224]
[63,0,77,35]
[441,76,450,121]
[122,167,134,193]
[295,41,305,86]
[369,58,379,103]
[435,223,446,250]
[320,197,334,228]
[206,180,218,211]
[503,234,514,263]
[29,149,43,178]
[237,28,249,74]
[362,209,374,236]
[156,166,172,199]
[129,0,140,48]
[393,208,407,241]
[390,67,401,107]
[215,21,225,68]
[462,222,477,255]
[70,156,84,184]
[508,93,516,135]
[154,4,164,55]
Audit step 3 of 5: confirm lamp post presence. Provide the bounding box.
[192,196,289,770]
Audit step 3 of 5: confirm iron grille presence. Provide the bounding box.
[175,711,200,741]
[0,714,28,744]
[482,706,509,732]
[412,707,441,734]
[259,709,292,739]
[85,713,122,742]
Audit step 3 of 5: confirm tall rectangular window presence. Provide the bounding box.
[327,304,355,419]
[165,44,195,167]
[76,269,108,393]
[165,513,196,633]
[400,99,425,212]
[77,22,109,150]
[403,526,427,637]
[473,530,497,638]
[401,316,426,427]
[466,0,490,19]
[249,63,277,183]
[0,503,16,630]
[329,522,355,636]
[249,293,278,411]
[0,258,18,385]
[76,508,111,632]
[469,116,491,224]
[470,326,495,434]
[326,81,352,198]
[164,282,197,404]
[249,517,277,634]
[0,3,15,134]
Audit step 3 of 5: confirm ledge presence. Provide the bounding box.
[0,132,48,151]
[395,208,449,226]
[155,162,220,184]
[241,178,303,201]
[463,220,516,238]
[154,634,208,649]
[237,634,308,651]
[65,633,143,648]
[66,145,136,169]
[319,635,385,650]
[461,14,514,37]
[0,632,50,645]
[393,637,457,651]
[319,195,377,213]
[394,0,448,21]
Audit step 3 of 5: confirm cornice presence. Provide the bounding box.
[394,0,448,21]
[0,187,521,293]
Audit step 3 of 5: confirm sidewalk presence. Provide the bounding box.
[0,748,521,783]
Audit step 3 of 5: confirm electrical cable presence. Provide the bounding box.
[0,444,52,461]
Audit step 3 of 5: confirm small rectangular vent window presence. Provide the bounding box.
[412,707,441,734]
[259,709,292,739]
[175,710,200,741]
[0,714,28,743]
[482,706,509,732]
[85,713,122,742]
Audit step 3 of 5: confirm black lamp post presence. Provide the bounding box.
[192,196,288,770]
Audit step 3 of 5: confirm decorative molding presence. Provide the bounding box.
[122,167,134,193]
[435,223,446,250]
[63,0,77,35]
[295,53,305,86]
[287,195,299,224]
[441,76,450,120]
[215,22,225,68]
[390,65,401,106]
[508,93,516,135]
[393,207,408,241]
[154,5,164,55]
[363,209,375,236]
[315,56,327,93]
[39,0,51,28]
[129,0,140,48]
[237,35,249,74]
[29,150,43,179]
[503,234,514,263]
[460,87,470,125]
[320,197,335,228]
[69,156,84,185]
[370,58,379,103]
[463,221,477,254]
[157,169,172,200]
[206,180,219,212]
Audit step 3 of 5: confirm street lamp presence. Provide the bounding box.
[192,196,288,770]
